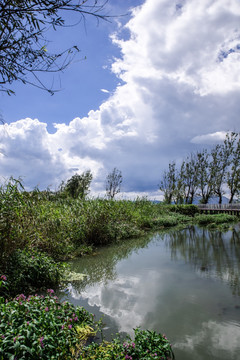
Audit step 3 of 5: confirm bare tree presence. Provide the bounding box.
[106,167,122,199]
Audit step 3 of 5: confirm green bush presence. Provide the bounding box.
[80,328,174,360]
[0,289,97,359]
[3,249,67,297]
[165,204,199,216]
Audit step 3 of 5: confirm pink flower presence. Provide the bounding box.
[0,275,7,281]
[39,336,44,348]
[19,294,26,300]
[47,289,54,294]
[45,307,49,312]
[68,325,72,329]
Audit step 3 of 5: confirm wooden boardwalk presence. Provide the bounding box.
[197,204,240,216]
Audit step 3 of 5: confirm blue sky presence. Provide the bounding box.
[1,0,240,199]
[0,0,140,132]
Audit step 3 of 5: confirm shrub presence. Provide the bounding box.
[3,249,67,297]
[123,328,175,360]
[0,289,97,359]
[80,328,175,360]
[166,204,199,216]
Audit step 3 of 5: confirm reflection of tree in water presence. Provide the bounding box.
[166,224,240,295]
[67,234,155,293]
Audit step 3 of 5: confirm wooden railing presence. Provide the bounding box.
[196,203,240,215]
[197,204,240,210]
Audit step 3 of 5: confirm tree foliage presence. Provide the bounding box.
[65,171,93,199]
[0,0,110,95]
[105,167,122,199]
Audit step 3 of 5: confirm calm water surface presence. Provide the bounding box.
[60,225,240,360]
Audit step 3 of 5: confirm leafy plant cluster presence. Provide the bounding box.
[159,132,240,204]
[0,286,98,359]
[80,328,174,360]
[1,249,67,298]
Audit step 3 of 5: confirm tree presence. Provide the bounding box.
[226,133,240,203]
[212,133,235,204]
[0,0,110,95]
[196,149,216,204]
[179,154,199,204]
[65,170,92,199]
[105,167,122,199]
[159,162,177,204]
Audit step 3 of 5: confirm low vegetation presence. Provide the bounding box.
[195,213,238,226]
[80,328,175,360]
[0,283,98,359]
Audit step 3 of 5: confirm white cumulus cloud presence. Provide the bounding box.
[1,0,240,193]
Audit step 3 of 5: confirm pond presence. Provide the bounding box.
[59,225,240,360]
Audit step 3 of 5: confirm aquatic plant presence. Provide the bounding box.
[195,213,238,226]
[0,288,97,359]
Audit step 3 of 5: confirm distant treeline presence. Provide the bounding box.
[159,132,240,204]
